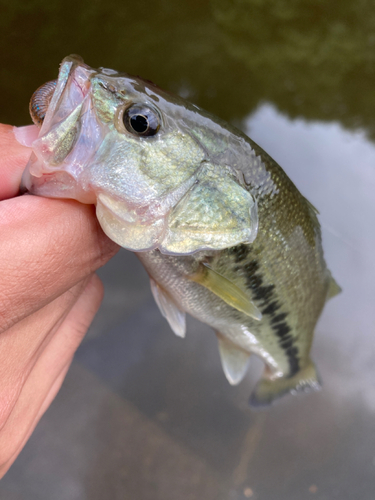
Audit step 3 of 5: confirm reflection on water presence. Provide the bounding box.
[1,1,375,499]
[213,0,375,137]
[2,0,375,139]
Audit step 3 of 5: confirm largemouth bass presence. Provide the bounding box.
[21,55,340,406]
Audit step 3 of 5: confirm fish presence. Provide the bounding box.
[21,55,340,406]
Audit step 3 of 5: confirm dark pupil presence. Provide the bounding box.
[123,105,160,137]
[130,114,148,133]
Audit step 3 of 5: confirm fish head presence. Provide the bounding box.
[22,55,258,254]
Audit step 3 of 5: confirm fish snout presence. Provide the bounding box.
[22,57,105,203]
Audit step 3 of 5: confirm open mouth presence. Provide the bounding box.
[21,56,102,203]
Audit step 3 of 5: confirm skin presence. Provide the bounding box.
[0,124,118,477]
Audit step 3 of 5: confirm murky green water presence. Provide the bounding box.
[1,2,375,499]
[3,0,375,136]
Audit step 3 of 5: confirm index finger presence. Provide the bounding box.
[0,194,119,334]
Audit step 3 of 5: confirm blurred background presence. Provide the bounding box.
[1,1,375,499]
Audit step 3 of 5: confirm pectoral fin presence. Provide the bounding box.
[249,359,321,407]
[216,333,251,385]
[190,264,262,321]
[150,278,186,338]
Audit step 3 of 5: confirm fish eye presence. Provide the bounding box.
[122,104,160,137]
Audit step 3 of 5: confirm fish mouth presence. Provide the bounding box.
[21,55,101,203]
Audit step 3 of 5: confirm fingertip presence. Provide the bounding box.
[84,273,104,308]
[13,125,39,148]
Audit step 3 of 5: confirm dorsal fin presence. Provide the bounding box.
[326,274,342,300]
[303,196,320,215]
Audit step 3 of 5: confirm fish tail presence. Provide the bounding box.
[249,359,321,408]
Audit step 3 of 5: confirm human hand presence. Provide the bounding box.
[0,124,119,477]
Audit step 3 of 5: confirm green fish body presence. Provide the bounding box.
[22,55,340,406]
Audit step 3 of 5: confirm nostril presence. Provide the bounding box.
[29,80,57,127]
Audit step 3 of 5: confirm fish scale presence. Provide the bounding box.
[22,55,340,406]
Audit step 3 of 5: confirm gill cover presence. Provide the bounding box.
[97,163,258,254]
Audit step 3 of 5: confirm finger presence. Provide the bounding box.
[0,360,72,478]
[13,125,39,148]
[0,194,119,333]
[0,274,103,475]
[0,124,36,201]
[0,277,92,425]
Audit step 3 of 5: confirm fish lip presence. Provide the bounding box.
[42,56,95,129]
[21,169,96,204]
[23,56,103,198]
[62,54,89,69]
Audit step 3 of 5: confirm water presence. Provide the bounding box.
[1,2,375,499]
